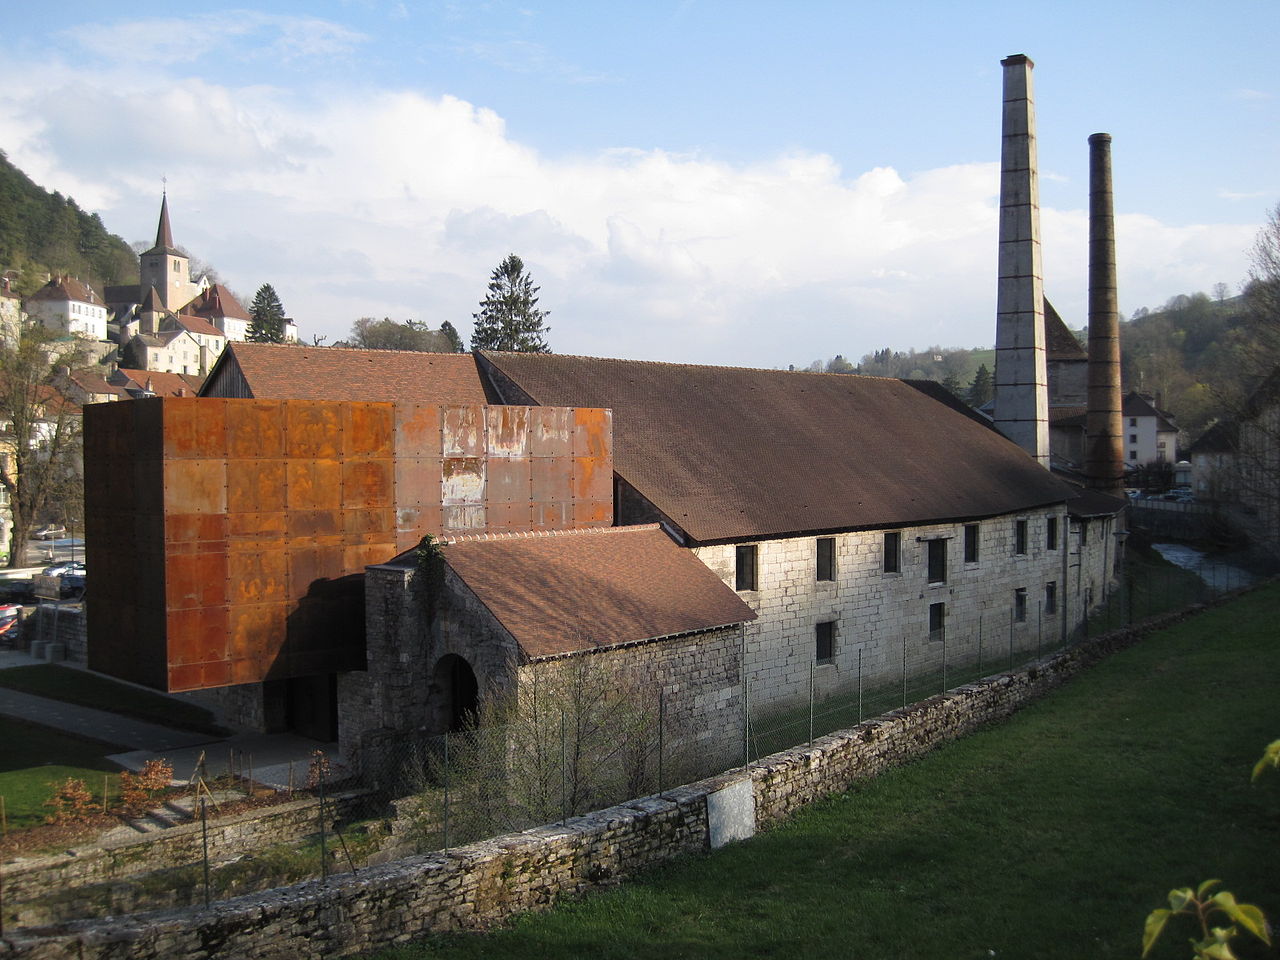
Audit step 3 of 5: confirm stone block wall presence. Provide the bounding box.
[0,604,1193,960]
[694,506,1083,712]
[25,605,87,664]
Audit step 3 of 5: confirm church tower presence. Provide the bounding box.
[139,193,199,312]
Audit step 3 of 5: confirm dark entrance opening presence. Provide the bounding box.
[283,673,338,742]
[428,654,479,734]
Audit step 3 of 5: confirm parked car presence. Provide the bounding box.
[33,524,67,540]
[42,560,85,577]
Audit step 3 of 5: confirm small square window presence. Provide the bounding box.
[1046,517,1058,551]
[882,531,900,574]
[1129,434,1138,443]
[815,621,835,664]
[964,523,979,563]
[1045,581,1057,616]
[816,537,835,582]
[1129,417,1137,427]
[735,544,757,591]
[1014,587,1027,623]
[1015,519,1028,555]
[929,602,945,642]
[927,538,947,584]
[1129,450,1138,461]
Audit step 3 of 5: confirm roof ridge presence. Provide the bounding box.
[235,343,465,359]
[480,350,898,381]
[441,523,657,546]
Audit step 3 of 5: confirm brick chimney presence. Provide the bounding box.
[1085,133,1125,494]
[993,54,1049,466]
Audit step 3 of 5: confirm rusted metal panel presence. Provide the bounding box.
[394,457,443,506]
[486,457,531,504]
[227,545,288,604]
[485,502,533,530]
[531,502,572,531]
[441,406,485,457]
[285,460,343,512]
[573,408,611,458]
[485,406,530,458]
[163,398,226,459]
[344,402,394,458]
[163,460,227,516]
[573,500,613,527]
[573,456,613,503]
[344,507,394,537]
[227,459,287,514]
[342,458,393,508]
[225,400,285,459]
[441,457,485,504]
[395,403,442,458]
[529,406,573,457]
[284,401,341,459]
[442,504,486,532]
[227,511,287,539]
[530,457,575,504]
[165,552,229,609]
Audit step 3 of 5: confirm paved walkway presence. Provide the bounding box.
[0,648,348,788]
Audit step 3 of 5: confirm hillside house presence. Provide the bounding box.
[25,275,109,342]
[1123,392,1178,466]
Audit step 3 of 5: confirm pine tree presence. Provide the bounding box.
[968,364,994,408]
[470,254,551,353]
[439,320,466,353]
[248,283,286,343]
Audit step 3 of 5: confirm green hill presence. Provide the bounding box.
[0,151,138,296]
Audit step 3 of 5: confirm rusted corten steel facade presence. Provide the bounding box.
[85,398,612,693]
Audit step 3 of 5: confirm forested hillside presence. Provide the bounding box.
[0,151,138,295]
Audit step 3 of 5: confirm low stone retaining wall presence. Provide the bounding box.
[2,792,368,924]
[0,606,1202,959]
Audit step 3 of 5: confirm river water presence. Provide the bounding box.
[1151,542,1259,592]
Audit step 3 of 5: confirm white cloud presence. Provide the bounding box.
[0,46,1260,366]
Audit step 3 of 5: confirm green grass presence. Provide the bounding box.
[0,664,227,736]
[0,717,125,832]
[366,582,1280,960]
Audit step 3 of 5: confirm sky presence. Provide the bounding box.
[1,1,1276,368]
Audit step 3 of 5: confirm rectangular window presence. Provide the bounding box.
[929,602,946,642]
[1129,417,1137,427]
[1080,521,1089,546]
[927,538,947,584]
[882,531,900,574]
[1046,516,1058,551]
[1129,450,1138,461]
[815,621,835,664]
[964,523,979,563]
[816,537,835,582]
[1045,581,1058,616]
[735,544,757,591]
[1015,519,1028,555]
[1014,587,1027,623]
[1129,434,1138,443]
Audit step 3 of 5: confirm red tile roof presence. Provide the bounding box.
[183,283,251,322]
[168,313,226,339]
[111,368,204,397]
[440,525,757,659]
[205,344,490,403]
[482,352,1077,543]
[27,276,102,305]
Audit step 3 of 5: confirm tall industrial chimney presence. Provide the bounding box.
[1085,133,1125,494]
[993,54,1049,466]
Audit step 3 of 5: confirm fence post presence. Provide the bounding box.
[442,731,450,851]
[808,660,814,747]
[318,771,328,881]
[560,710,568,823]
[1008,609,1014,671]
[201,795,210,908]
[857,646,863,723]
[1036,600,1042,660]
[978,612,983,677]
[657,686,665,795]
[941,630,947,693]
[901,633,907,708]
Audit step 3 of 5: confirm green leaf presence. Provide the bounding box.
[1196,879,1222,899]
[1143,909,1171,957]
[1169,887,1196,911]
[1234,904,1270,944]
[1252,740,1280,782]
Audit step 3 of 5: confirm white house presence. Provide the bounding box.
[1123,392,1178,467]
[24,275,109,342]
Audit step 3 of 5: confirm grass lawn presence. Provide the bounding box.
[0,717,125,832]
[0,663,227,736]
[368,582,1280,960]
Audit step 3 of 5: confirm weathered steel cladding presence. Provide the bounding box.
[86,398,612,693]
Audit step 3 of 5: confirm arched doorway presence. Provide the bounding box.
[428,654,479,733]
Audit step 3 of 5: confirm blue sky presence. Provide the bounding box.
[1,1,1276,366]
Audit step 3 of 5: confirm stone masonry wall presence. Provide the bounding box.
[693,506,1092,713]
[0,600,1199,960]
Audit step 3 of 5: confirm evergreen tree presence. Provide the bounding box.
[439,320,466,352]
[968,364,994,408]
[248,283,286,343]
[941,373,964,398]
[470,254,551,353]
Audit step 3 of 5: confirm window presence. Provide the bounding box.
[1157,440,1167,449]
[1014,587,1027,623]
[1046,516,1058,551]
[1080,521,1089,546]
[816,537,835,582]
[929,602,946,642]
[173,258,181,271]
[1045,581,1057,616]
[1129,450,1138,461]
[1156,450,1166,462]
[1129,434,1138,443]
[735,544,757,591]
[1129,417,1137,427]
[815,621,835,664]
[882,531,900,574]
[964,524,979,563]
[927,538,947,584]
[1015,519,1028,555]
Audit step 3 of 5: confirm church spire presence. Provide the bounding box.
[155,190,174,251]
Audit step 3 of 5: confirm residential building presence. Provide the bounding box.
[1122,392,1178,466]
[24,275,109,342]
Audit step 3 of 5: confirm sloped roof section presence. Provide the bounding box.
[28,276,102,305]
[1044,298,1087,361]
[202,343,489,402]
[442,525,757,659]
[183,283,250,322]
[1123,391,1177,432]
[482,352,1076,543]
[110,368,204,397]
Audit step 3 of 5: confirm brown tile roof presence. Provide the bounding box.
[206,343,490,403]
[167,313,226,339]
[1044,298,1087,361]
[182,283,251,322]
[482,352,1076,543]
[111,368,204,397]
[440,525,757,659]
[1066,487,1127,518]
[68,373,129,400]
[1123,392,1177,432]
[27,275,103,305]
